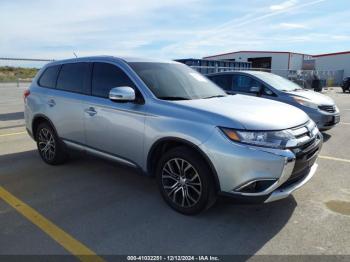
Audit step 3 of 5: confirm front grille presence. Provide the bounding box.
[281,141,320,188]
[280,120,322,189]
[299,137,316,151]
[290,120,318,148]
[318,105,336,113]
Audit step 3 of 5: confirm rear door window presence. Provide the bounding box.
[56,63,91,94]
[210,75,233,91]
[92,62,135,98]
[232,75,261,93]
[38,65,60,88]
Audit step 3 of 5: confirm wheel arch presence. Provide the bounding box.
[31,114,58,141]
[147,137,221,192]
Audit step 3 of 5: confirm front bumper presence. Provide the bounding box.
[200,126,322,203]
[308,110,340,131]
[264,163,317,202]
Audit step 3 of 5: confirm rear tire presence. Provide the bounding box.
[35,122,67,165]
[156,146,216,215]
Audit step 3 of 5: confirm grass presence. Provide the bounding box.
[0,66,39,82]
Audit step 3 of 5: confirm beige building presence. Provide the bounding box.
[203,51,313,77]
[313,51,350,77]
[203,50,350,84]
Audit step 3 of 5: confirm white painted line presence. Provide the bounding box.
[319,155,350,163]
[0,131,26,137]
[340,122,350,125]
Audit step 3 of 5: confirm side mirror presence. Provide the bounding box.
[249,86,262,96]
[264,88,274,96]
[249,86,261,93]
[109,86,135,102]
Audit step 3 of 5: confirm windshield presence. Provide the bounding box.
[129,62,226,100]
[255,72,303,92]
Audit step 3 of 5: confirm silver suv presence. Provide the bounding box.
[24,56,322,214]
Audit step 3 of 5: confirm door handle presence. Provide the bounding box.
[47,99,56,107]
[84,107,97,116]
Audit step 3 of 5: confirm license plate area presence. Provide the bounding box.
[333,115,340,124]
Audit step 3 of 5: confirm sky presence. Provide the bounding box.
[0,0,349,63]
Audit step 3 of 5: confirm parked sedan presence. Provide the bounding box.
[208,71,340,131]
[341,77,350,93]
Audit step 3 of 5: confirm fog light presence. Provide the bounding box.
[235,179,276,193]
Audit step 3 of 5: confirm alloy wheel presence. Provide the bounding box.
[161,158,202,208]
[38,128,56,161]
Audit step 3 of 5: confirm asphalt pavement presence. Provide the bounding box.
[0,83,349,258]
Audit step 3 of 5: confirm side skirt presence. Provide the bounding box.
[62,139,138,168]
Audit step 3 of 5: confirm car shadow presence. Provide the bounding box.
[0,150,296,256]
[0,112,24,121]
[321,132,331,143]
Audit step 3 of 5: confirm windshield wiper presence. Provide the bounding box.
[203,95,226,99]
[282,88,303,92]
[158,96,190,100]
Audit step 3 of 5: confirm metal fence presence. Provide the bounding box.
[189,66,344,88]
[286,69,344,88]
[0,57,344,88]
[176,59,251,75]
[190,65,248,74]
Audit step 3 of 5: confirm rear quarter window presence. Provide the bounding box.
[38,65,60,88]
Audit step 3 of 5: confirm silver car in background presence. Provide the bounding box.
[208,71,340,130]
[24,56,322,214]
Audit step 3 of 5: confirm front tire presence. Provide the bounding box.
[156,146,216,215]
[35,122,67,165]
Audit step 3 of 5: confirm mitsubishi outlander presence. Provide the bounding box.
[24,56,322,214]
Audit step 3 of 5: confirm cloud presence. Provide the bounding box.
[0,0,200,59]
[0,0,348,62]
[270,0,298,11]
[279,22,309,29]
[331,35,350,40]
[161,0,328,58]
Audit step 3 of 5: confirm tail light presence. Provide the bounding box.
[23,89,30,102]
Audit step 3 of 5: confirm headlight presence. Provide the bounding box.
[220,127,297,149]
[292,96,318,110]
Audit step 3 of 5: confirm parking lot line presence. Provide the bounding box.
[319,155,350,163]
[0,131,26,137]
[0,186,105,262]
[339,122,350,125]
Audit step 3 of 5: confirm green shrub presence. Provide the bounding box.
[0,66,39,81]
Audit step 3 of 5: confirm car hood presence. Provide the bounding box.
[286,89,334,105]
[174,95,309,130]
